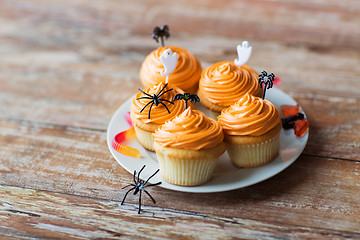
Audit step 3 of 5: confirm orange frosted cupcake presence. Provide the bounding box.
[130,82,187,151]
[217,94,281,168]
[140,46,202,93]
[153,107,225,186]
[198,61,262,114]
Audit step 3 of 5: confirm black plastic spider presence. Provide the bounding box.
[258,71,275,99]
[121,165,162,214]
[152,25,170,47]
[173,93,200,109]
[137,83,174,119]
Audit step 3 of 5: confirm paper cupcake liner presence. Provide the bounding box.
[226,133,280,168]
[156,152,218,186]
[133,126,155,151]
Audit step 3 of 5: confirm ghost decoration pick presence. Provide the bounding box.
[160,48,178,84]
[234,41,252,68]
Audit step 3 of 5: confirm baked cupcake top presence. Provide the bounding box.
[198,61,261,107]
[131,82,186,124]
[217,94,281,136]
[140,46,202,93]
[153,107,224,150]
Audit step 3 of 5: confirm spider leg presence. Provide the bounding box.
[136,96,153,100]
[268,81,273,89]
[138,88,152,98]
[137,165,146,181]
[144,182,162,188]
[133,170,138,185]
[122,184,135,189]
[139,101,153,113]
[144,169,160,185]
[157,88,173,98]
[148,102,154,119]
[159,99,174,104]
[143,189,156,204]
[138,190,142,214]
[159,102,171,114]
[121,187,136,205]
[156,83,168,97]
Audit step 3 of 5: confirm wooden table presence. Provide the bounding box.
[1,0,359,239]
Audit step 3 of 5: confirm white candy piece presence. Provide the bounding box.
[160,48,178,84]
[234,41,252,68]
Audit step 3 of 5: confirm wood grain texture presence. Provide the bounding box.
[0,119,359,235]
[1,185,360,240]
[0,0,359,238]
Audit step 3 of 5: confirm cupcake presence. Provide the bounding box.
[140,46,202,93]
[130,82,186,151]
[153,107,225,186]
[198,61,262,114]
[217,94,281,168]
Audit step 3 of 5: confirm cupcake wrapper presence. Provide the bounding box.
[133,126,155,151]
[226,133,280,168]
[155,150,218,186]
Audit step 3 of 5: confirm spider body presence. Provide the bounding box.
[173,93,200,109]
[258,71,275,99]
[136,83,174,119]
[121,165,162,214]
[152,25,170,47]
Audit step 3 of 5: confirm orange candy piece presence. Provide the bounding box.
[293,119,309,137]
[281,104,300,117]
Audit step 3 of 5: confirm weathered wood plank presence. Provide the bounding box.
[1,0,359,166]
[0,119,359,233]
[0,0,359,50]
[0,0,359,237]
[292,93,360,160]
[1,185,360,239]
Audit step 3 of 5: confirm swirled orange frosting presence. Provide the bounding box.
[140,46,202,93]
[218,94,281,136]
[199,61,261,106]
[153,107,224,150]
[131,83,186,124]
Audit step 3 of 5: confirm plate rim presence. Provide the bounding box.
[106,87,308,193]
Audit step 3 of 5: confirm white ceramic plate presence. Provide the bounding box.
[107,87,308,193]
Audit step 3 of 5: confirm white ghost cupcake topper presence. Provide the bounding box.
[160,48,178,84]
[234,41,252,68]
